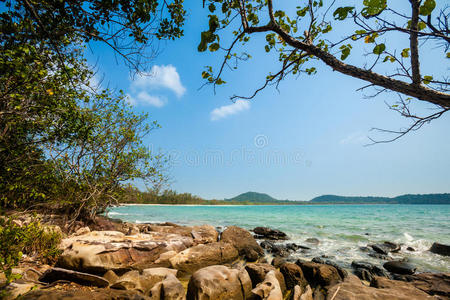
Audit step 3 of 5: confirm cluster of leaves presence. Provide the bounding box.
[0,216,62,285]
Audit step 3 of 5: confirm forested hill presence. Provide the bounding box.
[309,194,450,204]
[225,192,280,203]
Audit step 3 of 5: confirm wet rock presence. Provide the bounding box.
[327,275,435,300]
[39,267,109,287]
[296,260,343,288]
[370,242,400,255]
[311,258,348,279]
[251,270,283,300]
[359,246,371,252]
[368,252,393,260]
[351,261,390,278]
[383,261,416,275]
[407,247,416,252]
[280,262,307,290]
[305,238,320,245]
[220,226,264,261]
[402,272,450,297]
[245,263,286,292]
[148,274,185,300]
[57,230,194,273]
[354,268,373,282]
[186,265,252,300]
[169,242,239,274]
[252,227,288,240]
[430,242,450,256]
[259,241,290,257]
[271,256,286,268]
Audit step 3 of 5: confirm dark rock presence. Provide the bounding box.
[259,240,290,257]
[271,256,286,268]
[370,242,400,255]
[280,262,307,290]
[383,261,416,275]
[39,267,109,288]
[296,260,343,288]
[311,257,348,279]
[252,227,288,240]
[354,268,373,282]
[407,247,416,252]
[245,263,286,292]
[305,238,320,245]
[359,246,371,252]
[351,261,390,278]
[260,240,274,250]
[368,252,393,260]
[430,242,450,256]
[405,272,450,297]
[220,226,264,261]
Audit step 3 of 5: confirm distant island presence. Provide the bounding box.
[121,190,450,205]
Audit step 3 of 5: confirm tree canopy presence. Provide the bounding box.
[0,0,184,219]
[199,0,449,141]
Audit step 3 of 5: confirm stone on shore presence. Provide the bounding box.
[430,242,450,256]
[110,267,178,294]
[148,274,186,300]
[296,260,343,288]
[326,275,435,300]
[251,270,283,300]
[245,263,286,292]
[169,242,239,274]
[220,226,264,261]
[351,261,390,279]
[370,242,400,255]
[186,265,252,300]
[383,261,416,275]
[57,231,194,273]
[22,287,150,300]
[381,272,450,297]
[39,267,109,288]
[252,227,288,240]
[280,262,307,290]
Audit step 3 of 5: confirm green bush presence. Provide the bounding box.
[0,217,62,284]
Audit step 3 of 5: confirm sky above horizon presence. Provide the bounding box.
[86,2,450,201]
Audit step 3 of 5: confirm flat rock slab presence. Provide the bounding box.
[252,227,288,240]
[39,267,109,287]
[383,261,416,275]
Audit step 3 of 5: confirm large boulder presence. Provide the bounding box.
[280,262,307,290]
[186,265,252,300]
[370,242,400,255]
[169,242,239,274]
[39,267,109,288]
[296,260,343,288]
[142,224,218,245]
[245,263,286,292]
[374,273,450,297]
[326,275,435,300]
[351,261,390,281]
[57,231,194,273]
[148,274,186,300]
[430,243,450,256]
[252,227,288,240]
[383,261,416,275]
[251,270,283,300]
[110,267,178,294]
[220,226,264,261]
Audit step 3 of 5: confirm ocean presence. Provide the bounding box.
[108,204,450,273]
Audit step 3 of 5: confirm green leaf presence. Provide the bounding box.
[373,43,385,55]
[209,43,220,52]
[401,48,410,58]
[419,0,436,16]
[339,44,352,60]
[446,52,450,58]
[333,7,354,20]
[208,4,215,13]
[362,0,387,17]
[423,75,433,84]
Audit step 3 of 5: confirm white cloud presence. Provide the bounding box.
[132,65,186,98]
[339,131,368,145]
[210,100,250,121]
[126,92,166,107]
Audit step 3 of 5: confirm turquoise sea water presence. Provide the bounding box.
[108,204,450,273]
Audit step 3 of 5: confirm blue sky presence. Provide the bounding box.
[86,2,450,201]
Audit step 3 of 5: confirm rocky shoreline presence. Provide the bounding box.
[2,216,449,299]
